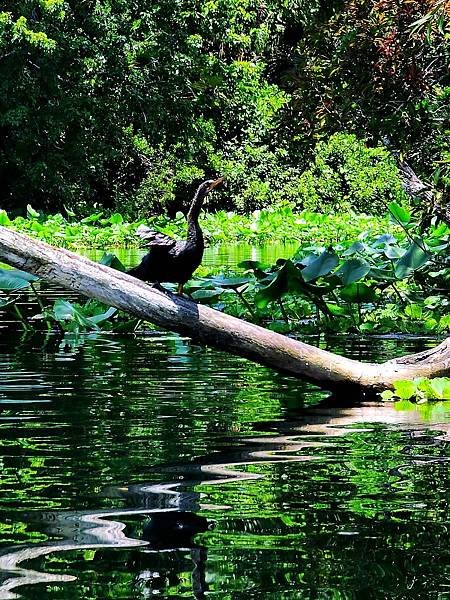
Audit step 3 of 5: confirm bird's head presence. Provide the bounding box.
[195,177,225,200]
[206,176,225,191]
[190,177,224,216]
[200,176,224,198]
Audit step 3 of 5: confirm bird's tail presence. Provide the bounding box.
[127,265,146,280]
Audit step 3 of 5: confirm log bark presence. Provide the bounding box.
[0,226,449,392]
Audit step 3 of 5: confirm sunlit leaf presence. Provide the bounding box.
[0,210,11,226]
[326,303,348,316]
[81,212,103,224]
[427,378,450,400]
[404,304,423,319]
[26,204,40,219]
[372,234,397,247]
[109,213,124,225]
[88,306,117,325]
[393,379,416,400]
[384,245,405,259]
[388,202,411,226]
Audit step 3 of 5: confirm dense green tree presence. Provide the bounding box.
[0,0,300,214]
[281,0,450,182]
[0,1,448,216]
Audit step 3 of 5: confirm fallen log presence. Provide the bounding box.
[0,226,449,392]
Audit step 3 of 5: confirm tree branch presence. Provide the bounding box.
[0,227,448,392]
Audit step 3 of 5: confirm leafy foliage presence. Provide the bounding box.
[0,0,292,214]
[282,0,450,183]
[291,134,408,214]
[0,254,136,333]
[1,1,443,216]
[185,203,450,335]
[1,203,448,336]
[381,377,450,403]
[3,205,394,248]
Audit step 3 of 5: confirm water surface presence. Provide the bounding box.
[0,245,448,599]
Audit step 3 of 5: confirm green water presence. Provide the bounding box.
[0,245,449,599]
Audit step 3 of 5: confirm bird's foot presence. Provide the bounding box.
[149,281,166,293]
[175,284,195,300]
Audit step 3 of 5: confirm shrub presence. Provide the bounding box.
[292,133,408,214]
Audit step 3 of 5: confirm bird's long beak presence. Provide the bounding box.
[208,176,225,190]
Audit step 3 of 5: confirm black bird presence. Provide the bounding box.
[128,177,223,293]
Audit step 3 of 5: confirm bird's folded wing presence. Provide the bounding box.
[135,225,177,248]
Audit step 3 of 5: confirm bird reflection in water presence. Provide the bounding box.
[113,480,212,599]
[133,511,210,599]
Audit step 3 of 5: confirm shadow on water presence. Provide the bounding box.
[0,310,449,597]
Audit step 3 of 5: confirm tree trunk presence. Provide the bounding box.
[0,227,449,392]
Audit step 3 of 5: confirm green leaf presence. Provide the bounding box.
[87,306,117,325]
[211,276,249,289]
[336,258,370,285]
[238,260,267,278]
[393,380,416,400]
[6,269,39,282]
[369,266,396,282]
[254,270,287,309]
[427,378,450,400]
[359,322,375,333]
[53,299,97,330]
[404,303,423,319]
[394,240,429,279]
[301,250,339,282]
[384,245,405,259]
[340,282,377,303]
[388,202,411,226]
[254,260,303,309]
[0,296,16,308]
[53,299,78,321]
[109,213,124,225]
[191,289,222,302]
[64,205,76,217]
[26,204,40,219]
[99,253,126,272]
[342,241,367,256]
[81,212,103,224]
[423,296,444,309]
[380,390,395,401]
[326,303,348,316]
[0,269,32,291]
[372,234,397,247]
[0,210,11,226]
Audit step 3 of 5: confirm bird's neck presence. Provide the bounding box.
[187,216,203,244]
[186,186,206,243]
[187,187,206,223]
